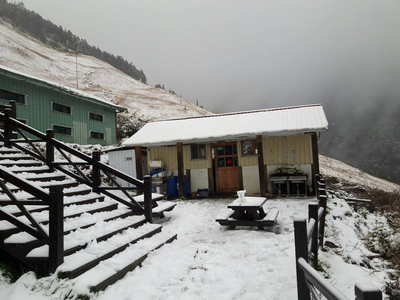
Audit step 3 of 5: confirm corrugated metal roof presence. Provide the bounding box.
[0,65,126,111]
[123,104,329,147]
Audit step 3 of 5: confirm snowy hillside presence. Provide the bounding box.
[320,154,400,192]
[0,20,213,121]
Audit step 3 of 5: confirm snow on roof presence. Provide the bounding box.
[123,104,329,147]
[0,64,126,111]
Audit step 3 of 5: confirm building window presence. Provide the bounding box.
[52,102,71,115]
[90,131,104,140]
[0,89,25,104]
[242,140,256,156]
[53,125,72,136]
[89,112,103,122]
[191,144,206,160]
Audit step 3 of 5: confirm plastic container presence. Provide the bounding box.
[167,176,189,198]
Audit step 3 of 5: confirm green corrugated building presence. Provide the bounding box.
[0,65,126,145]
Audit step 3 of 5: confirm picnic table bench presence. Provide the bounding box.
[216,196,279,230]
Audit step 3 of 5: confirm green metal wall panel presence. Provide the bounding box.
[0,73,118,145]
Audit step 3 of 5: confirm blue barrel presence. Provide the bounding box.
[167,177,178,198]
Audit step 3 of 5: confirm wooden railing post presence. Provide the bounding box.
[92,151,101,193]
[9,100,16,119]
[309,203,319,269]
[315,174,321,198]
[294,219,311,300]
[355,283,382,300]
[144,175,152,223]
[46,129,55,172]
[318,195,327,247]
[3,108,12,148]
[48,185,64,274]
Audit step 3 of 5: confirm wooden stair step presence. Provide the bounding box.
[2,179,79,193]
[0,154,35,161]
[23,172,66,182]
[4,165,51,174]
[0,147,21,154]
[0,160,43,167]
[58,223,162,279]
[152,202,176,217]
[0,205,132,242]
[73,231,177,293]
[8,193,106,217]
[0,210,142,263]
[25,215,149,258]
[1,201,120,240]
[63,185,92,196]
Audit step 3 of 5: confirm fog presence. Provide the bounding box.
[19,0,400,115]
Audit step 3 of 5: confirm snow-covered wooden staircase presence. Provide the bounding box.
[0,106,177,293]
[0,146,176,292]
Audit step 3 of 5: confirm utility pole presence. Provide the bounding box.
[75,44,78,89]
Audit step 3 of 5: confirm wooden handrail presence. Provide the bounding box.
[0,106,148,215]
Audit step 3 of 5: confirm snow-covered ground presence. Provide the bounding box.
[0,194,390,300]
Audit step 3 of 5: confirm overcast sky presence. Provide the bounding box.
[20,0,400,114]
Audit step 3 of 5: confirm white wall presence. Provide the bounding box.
[108,149,136,187]
[190,168,209,192]
[242,166,260,194]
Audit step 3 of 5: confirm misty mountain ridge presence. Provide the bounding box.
[0,20,212,122]
[319,91,400,185]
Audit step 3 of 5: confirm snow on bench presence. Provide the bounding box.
[152,202,176,217]
[263,208,279,225]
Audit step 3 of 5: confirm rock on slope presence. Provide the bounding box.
[0,20,213,121]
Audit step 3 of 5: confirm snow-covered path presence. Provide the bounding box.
[97,198,312,300]
[0,196,388,300]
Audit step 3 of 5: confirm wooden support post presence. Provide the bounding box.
[208,167,214,196]
[238,166,244,190]
[311,133,320,195]
[48,185,64,274]
[294,219,311,300]
[318,195,327,247]
[177,142,184,198]
[9,100,16,119]
[355,283,382,300]
[315,174,321,199]
[256,135,266,197]
[309,203,319,269]
[135,146,143,181]
[186,169,191,196]
[46,129,55,172]
[3,108,11,148]
[92,151,101,193]
[144,175,152,223]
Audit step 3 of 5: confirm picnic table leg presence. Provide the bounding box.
[258,207,266,219]
[232,210,242,220]
[249,209,261,220]
[229,225,236,230]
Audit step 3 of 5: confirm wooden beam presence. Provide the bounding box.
[177,142,184,198]
[208,167,214,196]
[238,166,244,190]
[256,135,266,197]
[186,169,191,196]
[135,146,143,181]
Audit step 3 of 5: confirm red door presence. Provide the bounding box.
[214,142,239,192]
